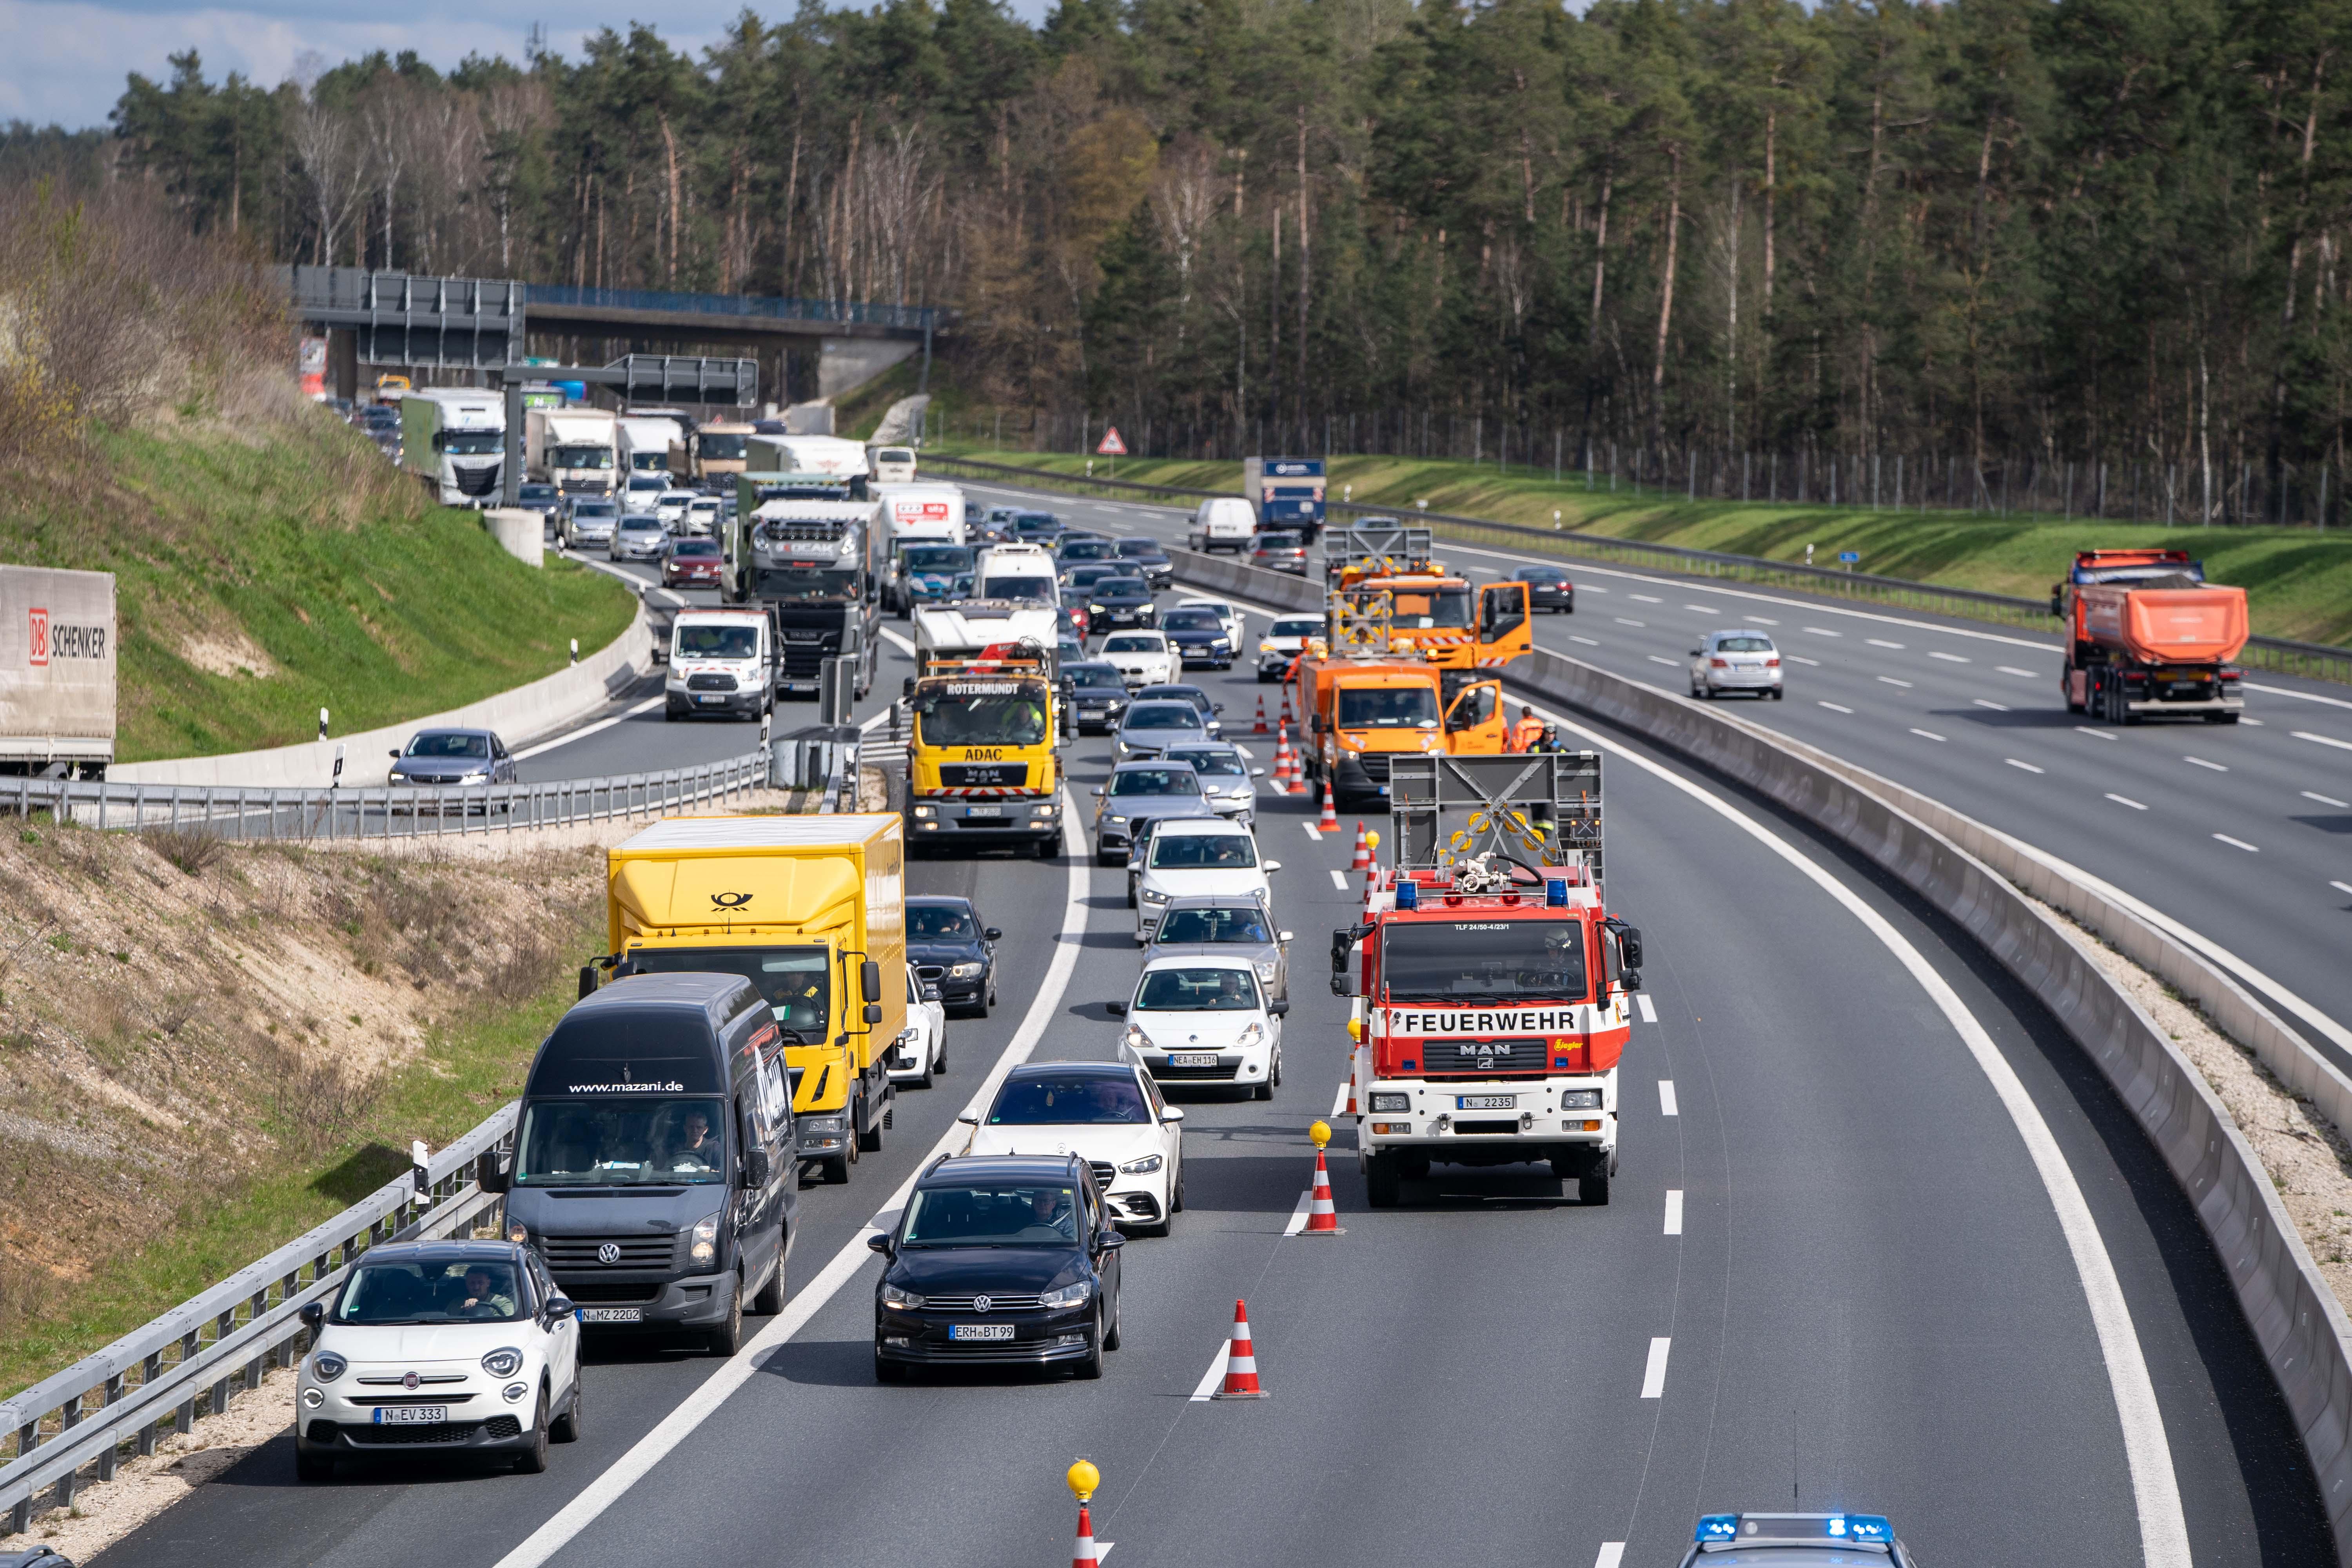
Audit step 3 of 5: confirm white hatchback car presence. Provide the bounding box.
[1112,955,1287,1099]
[1177,597,1247,650]
[294,1240,581,1481]
[683,495,724,535]
[889,961,947,1087]
[1131,817,1278,942]
[1101,630,1181,687]
[656,489,700,528]
[1689,629,1785,700]
[959,1059,1187,1235]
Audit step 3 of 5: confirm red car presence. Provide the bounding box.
[662,537,724,588]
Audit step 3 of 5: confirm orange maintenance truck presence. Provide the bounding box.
[1321,522,1533,684]
[1287,652,1511,807]
[2053,549,2249,725]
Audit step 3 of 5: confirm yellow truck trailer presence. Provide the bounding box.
[589,815,907,1184]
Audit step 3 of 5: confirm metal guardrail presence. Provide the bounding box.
[1,1108,518,1533]
[2,753,768,842]
[529,285,941,335]
[927,455,2352,687]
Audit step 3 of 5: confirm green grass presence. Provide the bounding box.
[0,417,637,763]
[0,895,593,1397]
[944,446,2352,649]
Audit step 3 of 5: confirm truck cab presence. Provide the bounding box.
[903,635,1064,857]
[665,608,775,721]
[727,473,881,702]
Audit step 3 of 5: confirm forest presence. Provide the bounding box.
[29,0,2352,519]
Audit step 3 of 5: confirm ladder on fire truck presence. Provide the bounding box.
[1387,752,1603,889]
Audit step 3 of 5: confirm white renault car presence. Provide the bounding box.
[889,961,948,1088]
[958,1059,1186,1235]
[294,1240,581,1482]
[1111,954,1287,1100]
[1100,630,1181,687]
[1131,816,1278,942]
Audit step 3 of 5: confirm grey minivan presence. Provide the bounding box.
[490,973,799,1356]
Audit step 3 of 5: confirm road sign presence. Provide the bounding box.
[1097,426,1127,456]
[1838,550,1860,563]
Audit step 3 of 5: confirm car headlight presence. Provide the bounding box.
[803,1115,845,1133]
[1259,640,1276,653]
[1254,961,1277,982]
[914,805,935,818]
[950,962,984,978]
[1560,1089,1604,1109]
[1123,1024,1153,1052]
[1038,1279,1094,1309]
[1107,814,1127,824]
[880,1282,926,1310]
[1212,639,1230,649]
[1140,888,1168,905]
[1369,1092,1412,1113]
[507,1220,529,1245]
[1119,1153,1163,1174]
[690,1215,719,1263]
[1237,1021,1265,1047]
[311,1352,347,1382]
[480,1346,524,1378]
[1090,604,1105,613]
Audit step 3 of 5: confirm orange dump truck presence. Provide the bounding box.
[2054,549,2248,725]
[1288,653,1511,806]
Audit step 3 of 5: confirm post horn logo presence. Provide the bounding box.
[711,891,753,910]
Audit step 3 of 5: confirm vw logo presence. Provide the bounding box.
[402,1371,420,1390]
[973,1295,993,1314]
[597,1242,621,1265]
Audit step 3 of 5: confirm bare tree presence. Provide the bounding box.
[289,96,366,267]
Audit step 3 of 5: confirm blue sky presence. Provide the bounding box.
[4,0,1052,129]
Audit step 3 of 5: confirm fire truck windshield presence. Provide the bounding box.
[916,690,1049,748]
[1381,921,1586,1002]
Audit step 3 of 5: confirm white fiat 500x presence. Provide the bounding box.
[959,1060,1187,1235]
[1111,955,1287,1099]
[295,1240,581,1481]
[1130,817,1278,942]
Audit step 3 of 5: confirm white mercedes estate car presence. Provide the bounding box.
[959,1059,1187,1235]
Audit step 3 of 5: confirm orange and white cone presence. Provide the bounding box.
[1253,695,1270,735]
[1345,1064,1358,1116]
[1318,784,1339,832]
[1212,1299,1270,1398]
[1349,822,1371,871]
[1302,1148,1345,1236]
[1280,690,1296,729]
[1071,1503,1100,1568]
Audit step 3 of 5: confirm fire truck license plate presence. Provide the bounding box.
[1171,1053,1218,1068]
[951,1324,1015,1341]
[374,1405,449,1424]
[964,804,1003,817]
[1456,1095,1516,1110]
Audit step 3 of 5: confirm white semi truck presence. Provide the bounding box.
[399,388,505,506]
[526,407,620,498]
[746,434,870,489]
[0,566,115,778]
[617,416,682,483]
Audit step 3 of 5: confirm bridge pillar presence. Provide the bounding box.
[818,337,920,401]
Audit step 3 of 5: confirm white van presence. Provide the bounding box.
[872,446,918,485]
[975,542,1060,605]
[665,608,774,721]
[1187,497,1257,554]
[873,481,967,548]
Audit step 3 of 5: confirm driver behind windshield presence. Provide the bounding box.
[663,1107,722,1171]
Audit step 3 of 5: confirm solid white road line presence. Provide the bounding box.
[1636,992,1658,1024]
[2254,683,2352,711]
[513,694,668,760]
[1189,1343,1232,1402]
[2107,794,2148,811]
[2184,756,2229,772]
[1302,823,1323,841]
[1594,1544,1626,1568]
[1639,1338,1672,1398]
[2294,730,2352,752]
[2213,833,2260,853]
[1664,1190,1684,1236]
[2005,758,2045,774]
[1817,701,1853,714]
[489,797,1094,1568]
[2304,790,2350,808]
[1911,728,1946,742]
[1283,1190,1314,1237]
[1657,1080,1679,1116]
[1517,697,2192,1568]
[1329,869,1350,890]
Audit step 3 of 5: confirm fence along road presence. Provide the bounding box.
[953,468,2352,1080]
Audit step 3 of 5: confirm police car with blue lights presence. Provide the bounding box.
[1679,1513,1914,1566]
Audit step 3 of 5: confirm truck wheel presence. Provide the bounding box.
[858,1093,885,1152]
[1365,1152,1402,1208]
[1578,1166,1612,1207]
[752,1243,787,1314]
[821,1154,851,1184]
[1036,834,1058,860]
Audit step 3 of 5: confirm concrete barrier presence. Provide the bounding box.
[113,600,656,790]
[482,508,544,566]
[1171,546,2352,1557]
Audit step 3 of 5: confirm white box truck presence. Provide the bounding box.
[399,388,505,506]
[872,482,967,548]
[0,566,115,778]
[618,416,681,483]
[746,433,870,488]
[526,407,620,498]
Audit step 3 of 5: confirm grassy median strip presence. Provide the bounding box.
[951,446,2352,649]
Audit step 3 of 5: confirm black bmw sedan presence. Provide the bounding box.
[907,895,1000,1017]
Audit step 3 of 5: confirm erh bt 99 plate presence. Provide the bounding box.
[373,1405,450,1425]
[951,1323,1016,1341]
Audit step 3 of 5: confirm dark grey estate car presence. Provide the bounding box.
[1143,895,1292,1001]
[1091,761,1220,862]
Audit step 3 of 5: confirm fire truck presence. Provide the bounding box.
[1332,753,1644,1207]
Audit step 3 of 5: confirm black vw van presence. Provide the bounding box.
[493,974,798,1356]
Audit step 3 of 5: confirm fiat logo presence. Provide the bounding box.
[973,1295,993,1314]
[597,1243,621,1265]
[402,1371,420,1390]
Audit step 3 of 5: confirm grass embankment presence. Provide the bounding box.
[0,416,636,763]
[945,446,2352,649]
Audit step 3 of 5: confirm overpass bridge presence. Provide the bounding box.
[281,267,944,403]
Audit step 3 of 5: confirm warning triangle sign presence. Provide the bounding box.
[1096,426,1127,456]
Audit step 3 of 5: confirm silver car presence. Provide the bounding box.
[1091,760,1220,863]
[1689,630,1784,700]
[1144,896,1292,1002]
[1162,742,1263,826]
[1115,699,1212,761]
[608,513,670,561]
[563,500,618,549]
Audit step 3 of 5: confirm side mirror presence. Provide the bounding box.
[578,965,599,1000]
[921,984,944,1002]
[861,960,883,1004]
[745,1147,772,1187]
[299,1301,325,1332]
[1623,969,1644,992]
[1263,860,1282,872]
[1095,1230,1125,1251]
[1162,1106,1185,1122]
[1688,649,1702,658]
[984,927,1002,942]
[866,1232,892,1255]
[544,1296,575,1321]
[1331,974,1350,996]
[388,749,402,760]
[902,677,916,697]
[1268,1000,1290,1016]
[1092,786,1105,796]
[1106,1001,1127,1016]
[956,1111,979,1125]
[1252,768,1267,777]
[1212,703,1225,714]
[1279,931,1294,943]
[1619,927,1645,969]
[476,1150,510,1194]
[864,1003,884,1024]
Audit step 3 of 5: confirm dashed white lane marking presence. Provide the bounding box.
[1658,1080,1679,1116]
[1594,1545,1626,1568]
[1867,638,1906,650]
[513,694,668,760]
[1877,676,1914,688]
[1189,1343,1232,1401]
[1974,699,2010,711]
[1685,604,1722,615]
[1328,869,1350,890]
[1283,1190,1314,1237]
[2005,758,2045,774]
[2184,756,2229,772]
[1787,654,1821,666]
[1330,1078,1350,1119]
[1818,701,1853,714]
[1616,617,1648,628]
[2333,881,2352,898]
[1911,728,1946,742]
[1664,1190,1684,1236]
[1931,651,1971,662]
[2294,730,2352,753]
[1804,626,1842,637]
[1998,665,2040,679]
[1640,1337,1672,1398]
[1569,634,1600,646]
[1583,584,1610,593]
[1749,616,1779,625]
[2214,833,2260,853]
[2305,790,2351,808]
[1648,656,1679,667]
[1635,992,1658,1024]
[2107,794,2149,811]
[2076,726,2118,740]
[1302,823,1323,840]
[1630,593,1662,603]
[2243,717,2265,725]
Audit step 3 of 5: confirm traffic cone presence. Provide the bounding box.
[1067,1461,1103,1568]
[1270,728,1292,793]
[1252,695,1270,735]
[1318,784,1339,832]
[1302,1148,1345,1236]
[1345,1062,1358,1116]
[1071,1503,1100,1568]
[1279,690,1296,729]
[1349,822,1371,871]
[1212,1299,1270,1398]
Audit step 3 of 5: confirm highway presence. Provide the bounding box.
[91,528,2332,1567]
[963,479,2352,1075]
